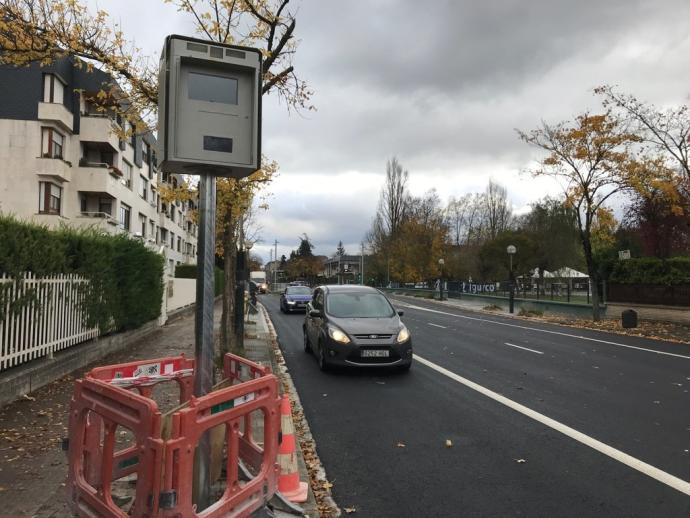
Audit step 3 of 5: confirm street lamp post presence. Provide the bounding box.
[506,245,516,314]
[438,258,445,301]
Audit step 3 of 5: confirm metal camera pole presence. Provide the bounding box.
[193,172,216,509]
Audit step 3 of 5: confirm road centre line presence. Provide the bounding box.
[428,323,447,329]
[504,342,543,355]
[398,303,690,360]
[413,354,690,496]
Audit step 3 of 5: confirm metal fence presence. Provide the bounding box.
[0,273,100,372]
[383,279,604,306]
[608,283,690,306]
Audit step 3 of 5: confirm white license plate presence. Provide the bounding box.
[361,349,389,358]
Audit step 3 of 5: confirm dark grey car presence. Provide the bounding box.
[302,285,412,371]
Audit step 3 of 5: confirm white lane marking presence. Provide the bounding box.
[428,323,447,329]
[504,342,543,355]
[396,302,690,360]
[413,354,690,496]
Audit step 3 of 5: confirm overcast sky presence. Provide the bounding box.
[92,0,690,262]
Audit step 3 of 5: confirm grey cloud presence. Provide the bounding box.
[296,0,660,96]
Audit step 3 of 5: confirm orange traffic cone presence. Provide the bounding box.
[277,394,309,503]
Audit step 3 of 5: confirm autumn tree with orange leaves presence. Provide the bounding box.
[518,112,641,320]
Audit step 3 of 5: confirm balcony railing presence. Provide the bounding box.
[78,212,118,225]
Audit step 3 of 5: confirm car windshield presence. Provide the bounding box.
[286,286,311,295]
[326,292,395,318]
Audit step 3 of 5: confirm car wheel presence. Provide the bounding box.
[303,327,311,354]
[317,341,329,371]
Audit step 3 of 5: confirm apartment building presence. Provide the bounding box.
[0,57,197,274]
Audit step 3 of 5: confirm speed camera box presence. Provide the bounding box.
[158,35,261,177]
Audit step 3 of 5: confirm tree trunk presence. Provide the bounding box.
[582,235,601,321]
[220,211,236,355]
[538,268,544,298]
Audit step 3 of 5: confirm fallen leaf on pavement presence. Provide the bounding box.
[396,442,406,448]
[22,395,36,402]
[515,459,527,464]
[445,439,453,448]
[344,507,357,514]
[323,480,333,490]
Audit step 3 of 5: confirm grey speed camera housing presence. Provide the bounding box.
[158,35,262,177]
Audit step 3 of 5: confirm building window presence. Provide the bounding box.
[122,160,133,189]
[38,182,62,214]
[170,232,175,249]
[43,74,65,104]
[138,213,147,238]
[177,236,181,252]
[160,227,168,245]
[170,205,176,223]
[120,203,131,231]
[41,128,64,159]
[139,175,148,200]
[99,197,112,216]
[142,141,151,167]
[150,220,155,240]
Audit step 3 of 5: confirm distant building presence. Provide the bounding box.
[0,57,197,275]
[322,254,363,282]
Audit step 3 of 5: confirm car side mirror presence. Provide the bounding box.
[309,309,321,318]
[397,310,404,316]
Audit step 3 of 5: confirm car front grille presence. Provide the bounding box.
[353,334,393,340]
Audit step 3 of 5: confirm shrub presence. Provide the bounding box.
[0,215,163,332]
[610,257,690,285]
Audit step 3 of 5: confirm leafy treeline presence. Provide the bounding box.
[610,257,690,285]
[366,84,690,320]
[283,234,323,284]
[0,215,163,331]
[362,158,583,289]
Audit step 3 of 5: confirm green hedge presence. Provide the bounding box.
[0,215,164,332]
[175,263,224,297]
[609,257,690,285]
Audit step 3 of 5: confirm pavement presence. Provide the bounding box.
[0,301,319,517]
[262,292,690,518]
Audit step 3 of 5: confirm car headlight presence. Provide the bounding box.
[287,300,296,305]
[396,325,410,343]
[328,326,351,344]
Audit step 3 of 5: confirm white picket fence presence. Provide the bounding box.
[0,273,100,372]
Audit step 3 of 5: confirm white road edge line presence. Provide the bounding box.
[413,354,690,496]
[504,342,543,355]
[428,323,447,329]
[397,302,690,360]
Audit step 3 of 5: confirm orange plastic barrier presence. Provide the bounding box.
[66,354,281,518]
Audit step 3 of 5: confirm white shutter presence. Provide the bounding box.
[43,75,52,102]
[53,77,65,104]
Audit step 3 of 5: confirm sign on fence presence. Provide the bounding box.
[0,273,99,371]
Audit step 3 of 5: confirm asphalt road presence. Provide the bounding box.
[260,293,690,517]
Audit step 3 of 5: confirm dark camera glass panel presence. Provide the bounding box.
[188,72,237,104]
[203,136,233,153]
